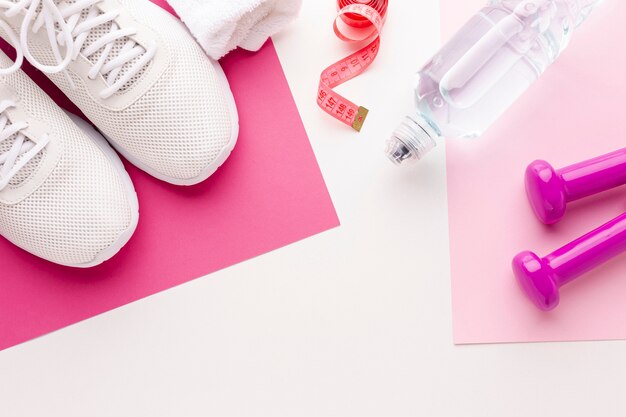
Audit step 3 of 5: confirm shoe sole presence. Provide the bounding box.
[66,113,140,268]
[102,60,240,186]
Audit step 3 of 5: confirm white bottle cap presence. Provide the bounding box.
[385,116,438,166]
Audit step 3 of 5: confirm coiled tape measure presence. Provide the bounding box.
[317,0,388,132]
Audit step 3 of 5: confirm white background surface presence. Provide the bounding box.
[2,1,626,415]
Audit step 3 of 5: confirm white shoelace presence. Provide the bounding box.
[0,99,49,191]
[0,0,157,98]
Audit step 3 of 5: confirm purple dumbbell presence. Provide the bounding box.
[513,212,626,311]
[525,148,626,224]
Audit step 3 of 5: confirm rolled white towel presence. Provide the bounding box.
[168,0,302,60]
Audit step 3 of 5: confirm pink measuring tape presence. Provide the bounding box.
[317,0,388,132]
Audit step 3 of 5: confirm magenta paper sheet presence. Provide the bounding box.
[0,1,339,351]
[444,0,626,344]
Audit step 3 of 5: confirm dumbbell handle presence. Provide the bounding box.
[546,212,626,286]
[561,148,626,202]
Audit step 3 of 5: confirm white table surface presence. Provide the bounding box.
[2,1,626,416]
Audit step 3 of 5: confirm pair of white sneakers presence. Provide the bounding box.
[0,0,239,267]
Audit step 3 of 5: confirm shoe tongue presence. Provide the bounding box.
[0,121,41,187]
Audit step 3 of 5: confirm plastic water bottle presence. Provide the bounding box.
[386,0,602,166]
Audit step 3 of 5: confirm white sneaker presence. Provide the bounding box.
[1,0,239,185]
[0,51,138,267]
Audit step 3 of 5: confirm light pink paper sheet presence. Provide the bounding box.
[444,0,626,344]
[0,1,339,352]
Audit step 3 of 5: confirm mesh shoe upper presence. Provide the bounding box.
[2,0,237,183]
[0,52,136,266]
